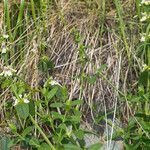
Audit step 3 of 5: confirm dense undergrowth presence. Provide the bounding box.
[0,0,150,150]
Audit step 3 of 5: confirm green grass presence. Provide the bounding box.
[0,0,150,149]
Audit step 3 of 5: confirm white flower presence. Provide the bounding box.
[24,98,30,103]
[13,94,30,106]
[50,80,61,86]
[0,66,16,77]
[140,33,150,42]
[140,36,145,42]
[13,96,19,106]
[140,12,150,22]
[3,34,9,39]
[141,0,150,5]
[140,15,147,22]
[49,77,61,86]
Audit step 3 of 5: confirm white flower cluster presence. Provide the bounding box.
[0,66,16,77]
[141,0,150,5]
[140,12,150,22]
[49,77,61,86]
[140,33,150,42]
[3,34,9,39]
[13,94,30,106]
[140,1,150,42]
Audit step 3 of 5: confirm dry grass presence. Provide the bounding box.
[0,1,144,147]
[39,0,141,125]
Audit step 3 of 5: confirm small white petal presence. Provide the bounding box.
[140,16,147,22]
[50,80,61,86]
[0,66,16,77]
[13,97,19,106]
[23,98,29,103]
[141,0,150,5]
[2,47,7,54]
[5,70,12,77]
[19,94,22,98]
[3,34,9,39]
[0,72,4,76]
[140,36,145,42]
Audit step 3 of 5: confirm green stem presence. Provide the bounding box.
[30,115,56,150]
[31,0,37,23]
[4,0,13,41]
[114,0,130,61]
[13,0,25,38]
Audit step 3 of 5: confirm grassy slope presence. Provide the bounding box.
[0,0,149,149]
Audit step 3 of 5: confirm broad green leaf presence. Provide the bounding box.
[1,79,11,89]
[38,143,51,150]
[88,143,103,150]
[29,101,35,115]
[29,138,40,148]
[21,126,33,137]
[50,102,63,108]
[51,111,64,120]
[74,130,84,139]
[0,137,10,150]
[38,56,54,73]
[15,103,29,119]
[139,70,149,87]
[135,113,150,122]
[63,144,82,150]
[47,86,58,101]
[56,86,68,101]
[70,115,81,123]
[70,100,83,106]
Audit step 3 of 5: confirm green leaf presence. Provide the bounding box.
[87,75,97,84]
[71,99,83,106]
[21,126,33,137]
[56,86,68,101]
[63,144,82,150]
[1,79,11,89]
[9,123,17,133]
[74,130,84,139]
[135,113,150,122]
[47,86,58,101]
[51,111,64,120]
[38,56,54,73]
[29,101,35,115]
[70,115,81,123]
[88,143,103,150]
[139,70,149,87]
[58,123,67,130]
[50,102,63,108]
[38,143,51,150]
[0,137,11,150]
[96,64,107,75]
[29,138,40,148]
[15,103,29,119]
[67,100,83,107]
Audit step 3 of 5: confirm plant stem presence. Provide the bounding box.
[30,115,56,150]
